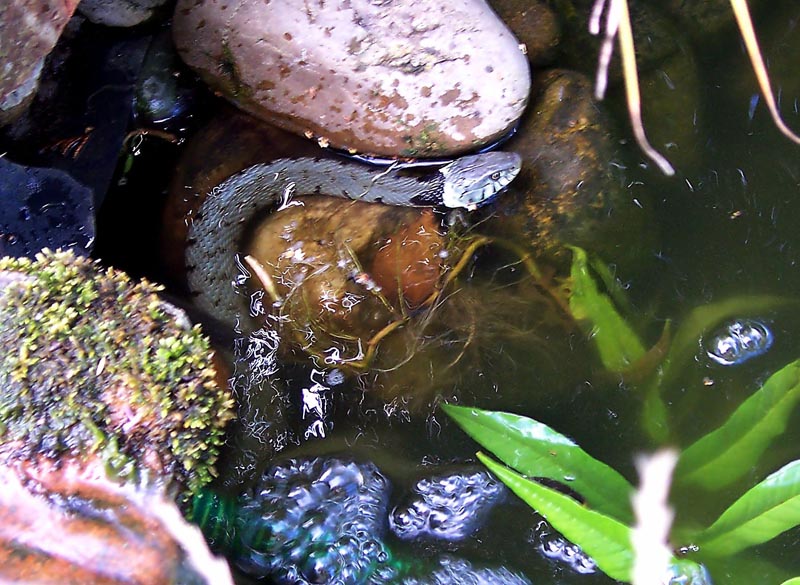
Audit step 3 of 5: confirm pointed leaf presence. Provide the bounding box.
[676,360,800,490]
[567,246,645,372]
[477,452,634,582]
[443,404,633,522]
[696,459,800,556]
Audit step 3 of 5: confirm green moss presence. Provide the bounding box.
[0,249,235,498]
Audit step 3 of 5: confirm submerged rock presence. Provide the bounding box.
[135,29,206,134]
[235,456,394,582]
[491,0,561,67]
[173,0,530,157]
[487,69,654,270]
[0,157,95,258]
[193,455,529,583]
[664,0,766,40]
[243,196,448,368]
[530,519,597,575]
[403,557,531,585]
[0,249,234,498]
[704,319,773,366]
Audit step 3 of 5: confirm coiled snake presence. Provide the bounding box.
[186,151,522,326]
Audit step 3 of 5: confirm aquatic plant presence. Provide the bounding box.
[444,246,800,585]
[0,248,235,497]
[445,369,800,585]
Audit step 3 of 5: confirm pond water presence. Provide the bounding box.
[7,1,800,583]
[101,3,800,583]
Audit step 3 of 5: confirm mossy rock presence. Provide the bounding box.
[0,249,235,498]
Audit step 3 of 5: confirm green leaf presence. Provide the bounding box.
[477,452,634,582]
[642,378,671,444]
[696,459,800,556]
[567,246,645,372]
[443,404,633,523]
[779,579,800,585]
[676,360,800,490]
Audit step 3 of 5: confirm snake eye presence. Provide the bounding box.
[491,171,501,180]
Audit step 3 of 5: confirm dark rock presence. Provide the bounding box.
[0,157,94,257]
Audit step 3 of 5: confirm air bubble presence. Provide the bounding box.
[705,319,773,366]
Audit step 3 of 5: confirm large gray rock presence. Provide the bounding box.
[173,0,530,157]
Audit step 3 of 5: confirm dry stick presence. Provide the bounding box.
[590,0,675,176]
[244,254,283,303]
[590,0,620,100]
[730,0,800,145]
[615,0,675,176]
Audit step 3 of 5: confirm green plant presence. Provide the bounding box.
[0,249,235,498]
[444,247,800,584]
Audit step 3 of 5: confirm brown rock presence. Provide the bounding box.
[490,0,561,67]
[0,456,232,584]
[370,210,445,307]
[0,0,80,124]
[487,69,654,268]
[245,197,441,345]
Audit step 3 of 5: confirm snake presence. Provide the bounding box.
[186,151,522,326]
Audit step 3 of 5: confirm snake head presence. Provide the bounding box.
[439,151,522,210]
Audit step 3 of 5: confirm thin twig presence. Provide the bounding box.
[590,0,675,176]
[616,0,675,175]
[730,0,800,144]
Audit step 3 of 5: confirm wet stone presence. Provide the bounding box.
[487,68,654,271]
[390,467,506,541]
[0,157,95,258]
[0,0,80,124]
[78,0,170,27]
[135,30,205,134]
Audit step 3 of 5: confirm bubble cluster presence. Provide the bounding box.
[234,457,396,583]
[390,467,506,541]
[704,319,773,366]
[531,520,597,575]
[220,456,529,583]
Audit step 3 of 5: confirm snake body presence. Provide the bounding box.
[186,151,522,325]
